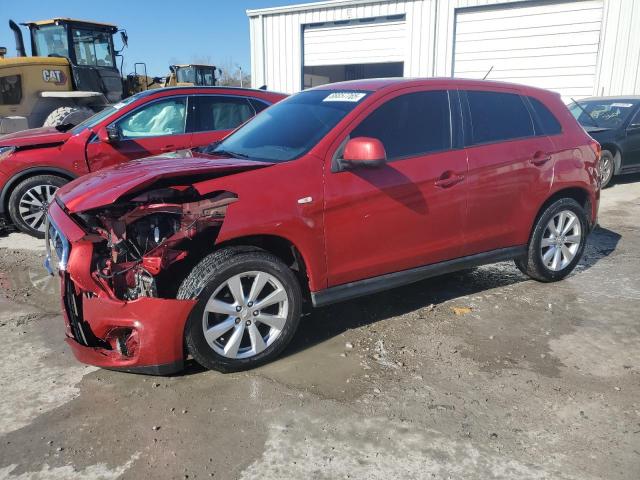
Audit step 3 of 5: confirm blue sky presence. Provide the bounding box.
[0,0,316,77]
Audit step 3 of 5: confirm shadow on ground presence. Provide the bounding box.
[281,224,621,360]
[611,171,640,186]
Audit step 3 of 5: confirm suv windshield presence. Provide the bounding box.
[213,90,370,162]
[569,99,639,129]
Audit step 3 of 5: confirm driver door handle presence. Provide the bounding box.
[530,151,552,166]
[435,171,465,188]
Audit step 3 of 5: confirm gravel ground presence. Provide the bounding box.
[0,175,639,480]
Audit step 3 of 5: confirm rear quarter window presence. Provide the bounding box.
[249,98,270,114]
[466,91,534,145]
[528,97,562,135]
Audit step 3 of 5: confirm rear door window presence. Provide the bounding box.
[466,91,534,145]
[193,96,254,132]
[350,90,451,160]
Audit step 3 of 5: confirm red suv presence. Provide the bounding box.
[46,79,600,375]
[0,87,286,237]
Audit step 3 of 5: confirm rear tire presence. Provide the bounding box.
[515,198,588,282]
[43,106,94,127]
[177,248,302,373]
[8,175,68,238]
[599,150,615,189]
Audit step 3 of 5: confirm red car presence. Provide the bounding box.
[46,78,600,375]
[0,87,286,237]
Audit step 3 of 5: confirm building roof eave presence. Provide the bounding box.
[246,0,391,17]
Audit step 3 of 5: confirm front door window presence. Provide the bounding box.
[115,97,187,138]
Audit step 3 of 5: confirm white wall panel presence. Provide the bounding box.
[453,0,604,99]
[595,0,640,95]
[304,21,406,66]
[248,0,640,96]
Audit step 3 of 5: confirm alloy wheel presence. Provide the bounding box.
[201,271,289,359]
[599,155,613,186]
[540,210,582,272]
[18,184,58,233]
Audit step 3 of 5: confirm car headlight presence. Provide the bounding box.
[44,216,70,275]
[0,146,15,161]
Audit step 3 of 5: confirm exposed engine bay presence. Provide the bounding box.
[77,185,237,301]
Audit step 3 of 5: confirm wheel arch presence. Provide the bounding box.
[0,167,77,215]
[214,234,312,300]
[531,186,594,240]
[599,143,623,174]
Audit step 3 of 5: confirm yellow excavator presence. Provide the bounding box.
[0,18,150,134]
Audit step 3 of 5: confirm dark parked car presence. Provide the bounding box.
[569,96,640,187]
[0,87,286,237]
[46,78,600,375]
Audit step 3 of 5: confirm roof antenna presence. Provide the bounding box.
[482,66,494,80]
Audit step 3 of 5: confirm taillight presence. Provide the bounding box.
[589,139,601,162]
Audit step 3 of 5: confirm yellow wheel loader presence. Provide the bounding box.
[163,64,219,87]
[0,18,132,134]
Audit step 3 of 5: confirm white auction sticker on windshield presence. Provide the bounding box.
[323,92,367,103]
[611,103,633,108]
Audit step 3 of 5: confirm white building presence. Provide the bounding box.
[247,0,640,99]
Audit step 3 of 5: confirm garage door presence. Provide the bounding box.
[453,1,604,99]
[304,18,406,67]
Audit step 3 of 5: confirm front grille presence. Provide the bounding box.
[63,276,108,349]
[63,275,89,346]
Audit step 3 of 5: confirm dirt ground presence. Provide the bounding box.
[1,176,639,480]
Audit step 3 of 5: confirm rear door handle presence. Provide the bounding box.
[435,171,465,188]
[530,151,552,166]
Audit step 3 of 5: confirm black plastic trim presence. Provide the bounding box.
[311,246,527,307]
[104,360,184,376]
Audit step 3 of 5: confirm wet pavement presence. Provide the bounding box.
[1,175,639,479]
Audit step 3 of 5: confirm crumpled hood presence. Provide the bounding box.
[57,150,273,213]
[0,126,71,147]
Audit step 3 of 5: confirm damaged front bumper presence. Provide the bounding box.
[62,280,196,375]
[47,200,197,375]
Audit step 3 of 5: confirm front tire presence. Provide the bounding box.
[177,249,302,372]
[515,198,588,282]
[8,175,68,238]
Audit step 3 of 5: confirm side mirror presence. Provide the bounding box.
[97,125,120,143]
[341,137,387,169]
[120,31,128,47]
